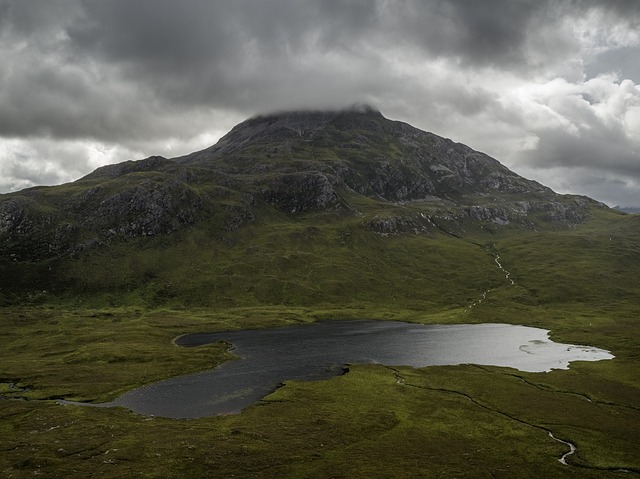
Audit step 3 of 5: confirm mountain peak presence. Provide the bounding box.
[342,103,381,114]
[244,103,384,130]
[252,103,381,119]
[177,104,387,162]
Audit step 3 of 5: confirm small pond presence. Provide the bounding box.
[64,321,613,419]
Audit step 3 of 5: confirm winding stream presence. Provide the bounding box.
[548,432,577,465]
[494,254,515,285]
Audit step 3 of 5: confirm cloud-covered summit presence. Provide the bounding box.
[0,0,638,206]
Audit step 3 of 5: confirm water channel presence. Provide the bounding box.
[66,321,614,419]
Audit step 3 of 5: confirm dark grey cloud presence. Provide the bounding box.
[3,0,637,123]
[0,0,638,205]
[520,126,639,175]
[62,0,548,107]
[0,0,78,36]
[64,0,386,111]
[385,1,540,67]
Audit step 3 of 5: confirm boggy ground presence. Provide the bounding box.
[1,210,639,478]
[1,302,639,479]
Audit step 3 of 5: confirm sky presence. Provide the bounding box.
[1,0,639,207]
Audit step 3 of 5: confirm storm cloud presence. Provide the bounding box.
[0,0,639,206]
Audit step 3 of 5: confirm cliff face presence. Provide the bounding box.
[0,106,602,260]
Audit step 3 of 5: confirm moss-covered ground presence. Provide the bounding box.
[1,208,639,478]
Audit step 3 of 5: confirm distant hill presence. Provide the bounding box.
[614,206,640,214]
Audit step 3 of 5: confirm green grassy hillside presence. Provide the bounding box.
[2,205,639,478]
[1,108,638,477]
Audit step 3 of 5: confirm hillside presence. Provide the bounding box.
[0,105,610,308]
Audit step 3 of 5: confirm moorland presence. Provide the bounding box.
[1,107,639,478]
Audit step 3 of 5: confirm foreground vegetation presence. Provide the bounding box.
[1,206,639,478]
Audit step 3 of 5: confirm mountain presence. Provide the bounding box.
[0,105,621,307]
[1,106,600,256]
[614,205,640,214]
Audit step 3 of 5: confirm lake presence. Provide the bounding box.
[70,321,614,419]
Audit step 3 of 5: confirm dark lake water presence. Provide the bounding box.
[70,321,613,419]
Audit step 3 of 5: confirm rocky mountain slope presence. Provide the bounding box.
[3,105,627,311]
[0,105,601,263]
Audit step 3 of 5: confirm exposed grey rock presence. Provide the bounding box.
[0,197,74,260]
[531,198,590,225]
[367,214,433,235]
[0,199,27,234]
[259,172,338,213]
[86,179,203,237]
[465,205,511,225]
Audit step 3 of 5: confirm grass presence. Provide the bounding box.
[1,206,639,477]
[2,354,638,478]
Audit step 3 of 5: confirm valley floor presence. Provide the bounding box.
[1,305,639,479]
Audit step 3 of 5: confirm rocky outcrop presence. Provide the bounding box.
[366,213,434,235]
[465,205,512,225]
[0,172,206,260]
[531,198,591,224]
[259,172,339,213]
[0,198,32,234]
[81,179,204,237]
[0,197,78,260]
